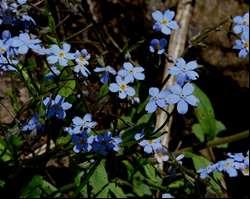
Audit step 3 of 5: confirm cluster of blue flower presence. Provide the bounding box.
[0,0,34,28]
[65,114,121,155]
[147,10,199,115]
[232,12,249,58]
[198,152,249,178]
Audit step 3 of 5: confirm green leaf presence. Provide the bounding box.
[58,80,76,97]
[48,13,56,33]
[98,84,109,98]
[0,139,12,162]
[193,85,226,141]
[0,179,5,188]
[169,179,185,188]
[143,164,162,186]
[214,121,226,136]
[89,160,109,197]
[136,114,152,125]
[56,135,71,146]
[21,175,57,198]
[108,183,126,198]
[192,123,205,142]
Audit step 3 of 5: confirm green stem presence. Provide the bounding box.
[178,130,249,152]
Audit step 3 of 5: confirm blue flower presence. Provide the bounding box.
[0,55,18,71]
[118,62,145,83]
[74,49,91,77]
[0,39,10,56]
[17,0,27,5]
[66,114,97,135]
[227,153,245,162]
[149,38,167,54]
[22,114,42,134]
[155,148,169,164]
[233,32,249,58]
[145,87,169,113]
[167,83,199,114]
[217,159,238,177]
[11,33,41,54]
[136,132,163,154]
[92,131,121,155]
[169,58,199,85]
[71,131,93,153]
[109,76,136,99]
[94,65,116,84]
[152,10,178,35]
[43,95,72,119]
[45,66,60,79]
[162,193,174,198]
[47,43,75,66]
[233,12,249,35]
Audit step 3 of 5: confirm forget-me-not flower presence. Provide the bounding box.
[233,32,249,58]
[43,95,72,119]
[109,76,136,99]
[22,114,42,133]
[152,10,178,35]
[169,58,199,85]
[138,137,163,154]
[94,65,116,84]
[11,33,41,54]
[74,49,91,77]
[92,131,122,155]
[145,87,169,113]
[149,38,167,54]
[233,12,249,35]
[66,114,97,135]
[118,62,145,83]
[47,43,75,66]
[167,83,199,114]
[71,132,93,153]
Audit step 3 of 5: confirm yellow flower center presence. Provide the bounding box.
[59,51,65,58]
[161,18,168,25]
[244,41,249,49]
[0,47,6,54]
[78,56,85,62]
[120,83,127,91]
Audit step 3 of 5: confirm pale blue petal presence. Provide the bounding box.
[169,84,182,94]
[149,87,159,97]
[119,91,127,99]
[126,87,135,96]
[166,94,180,104]
[47,55,58,64]
[185,95,198,106]
[144,145,153,154]
[62,102,72,110]
[152,10,163,21]
[168,21,178,30]
[186,61,198,70]
[182,83,194,96]
[177,100,188,114]
[164,10,175,20]
[123,62,133,70]
[161,26,171,35]
[63,43,71,52]
[186,71,199,80]
[73,117,83,125]
[109,83,119,92]
[146,100,157,113]
[134,72,145,80]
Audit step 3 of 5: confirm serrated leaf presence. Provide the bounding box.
[58,80,76,97]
